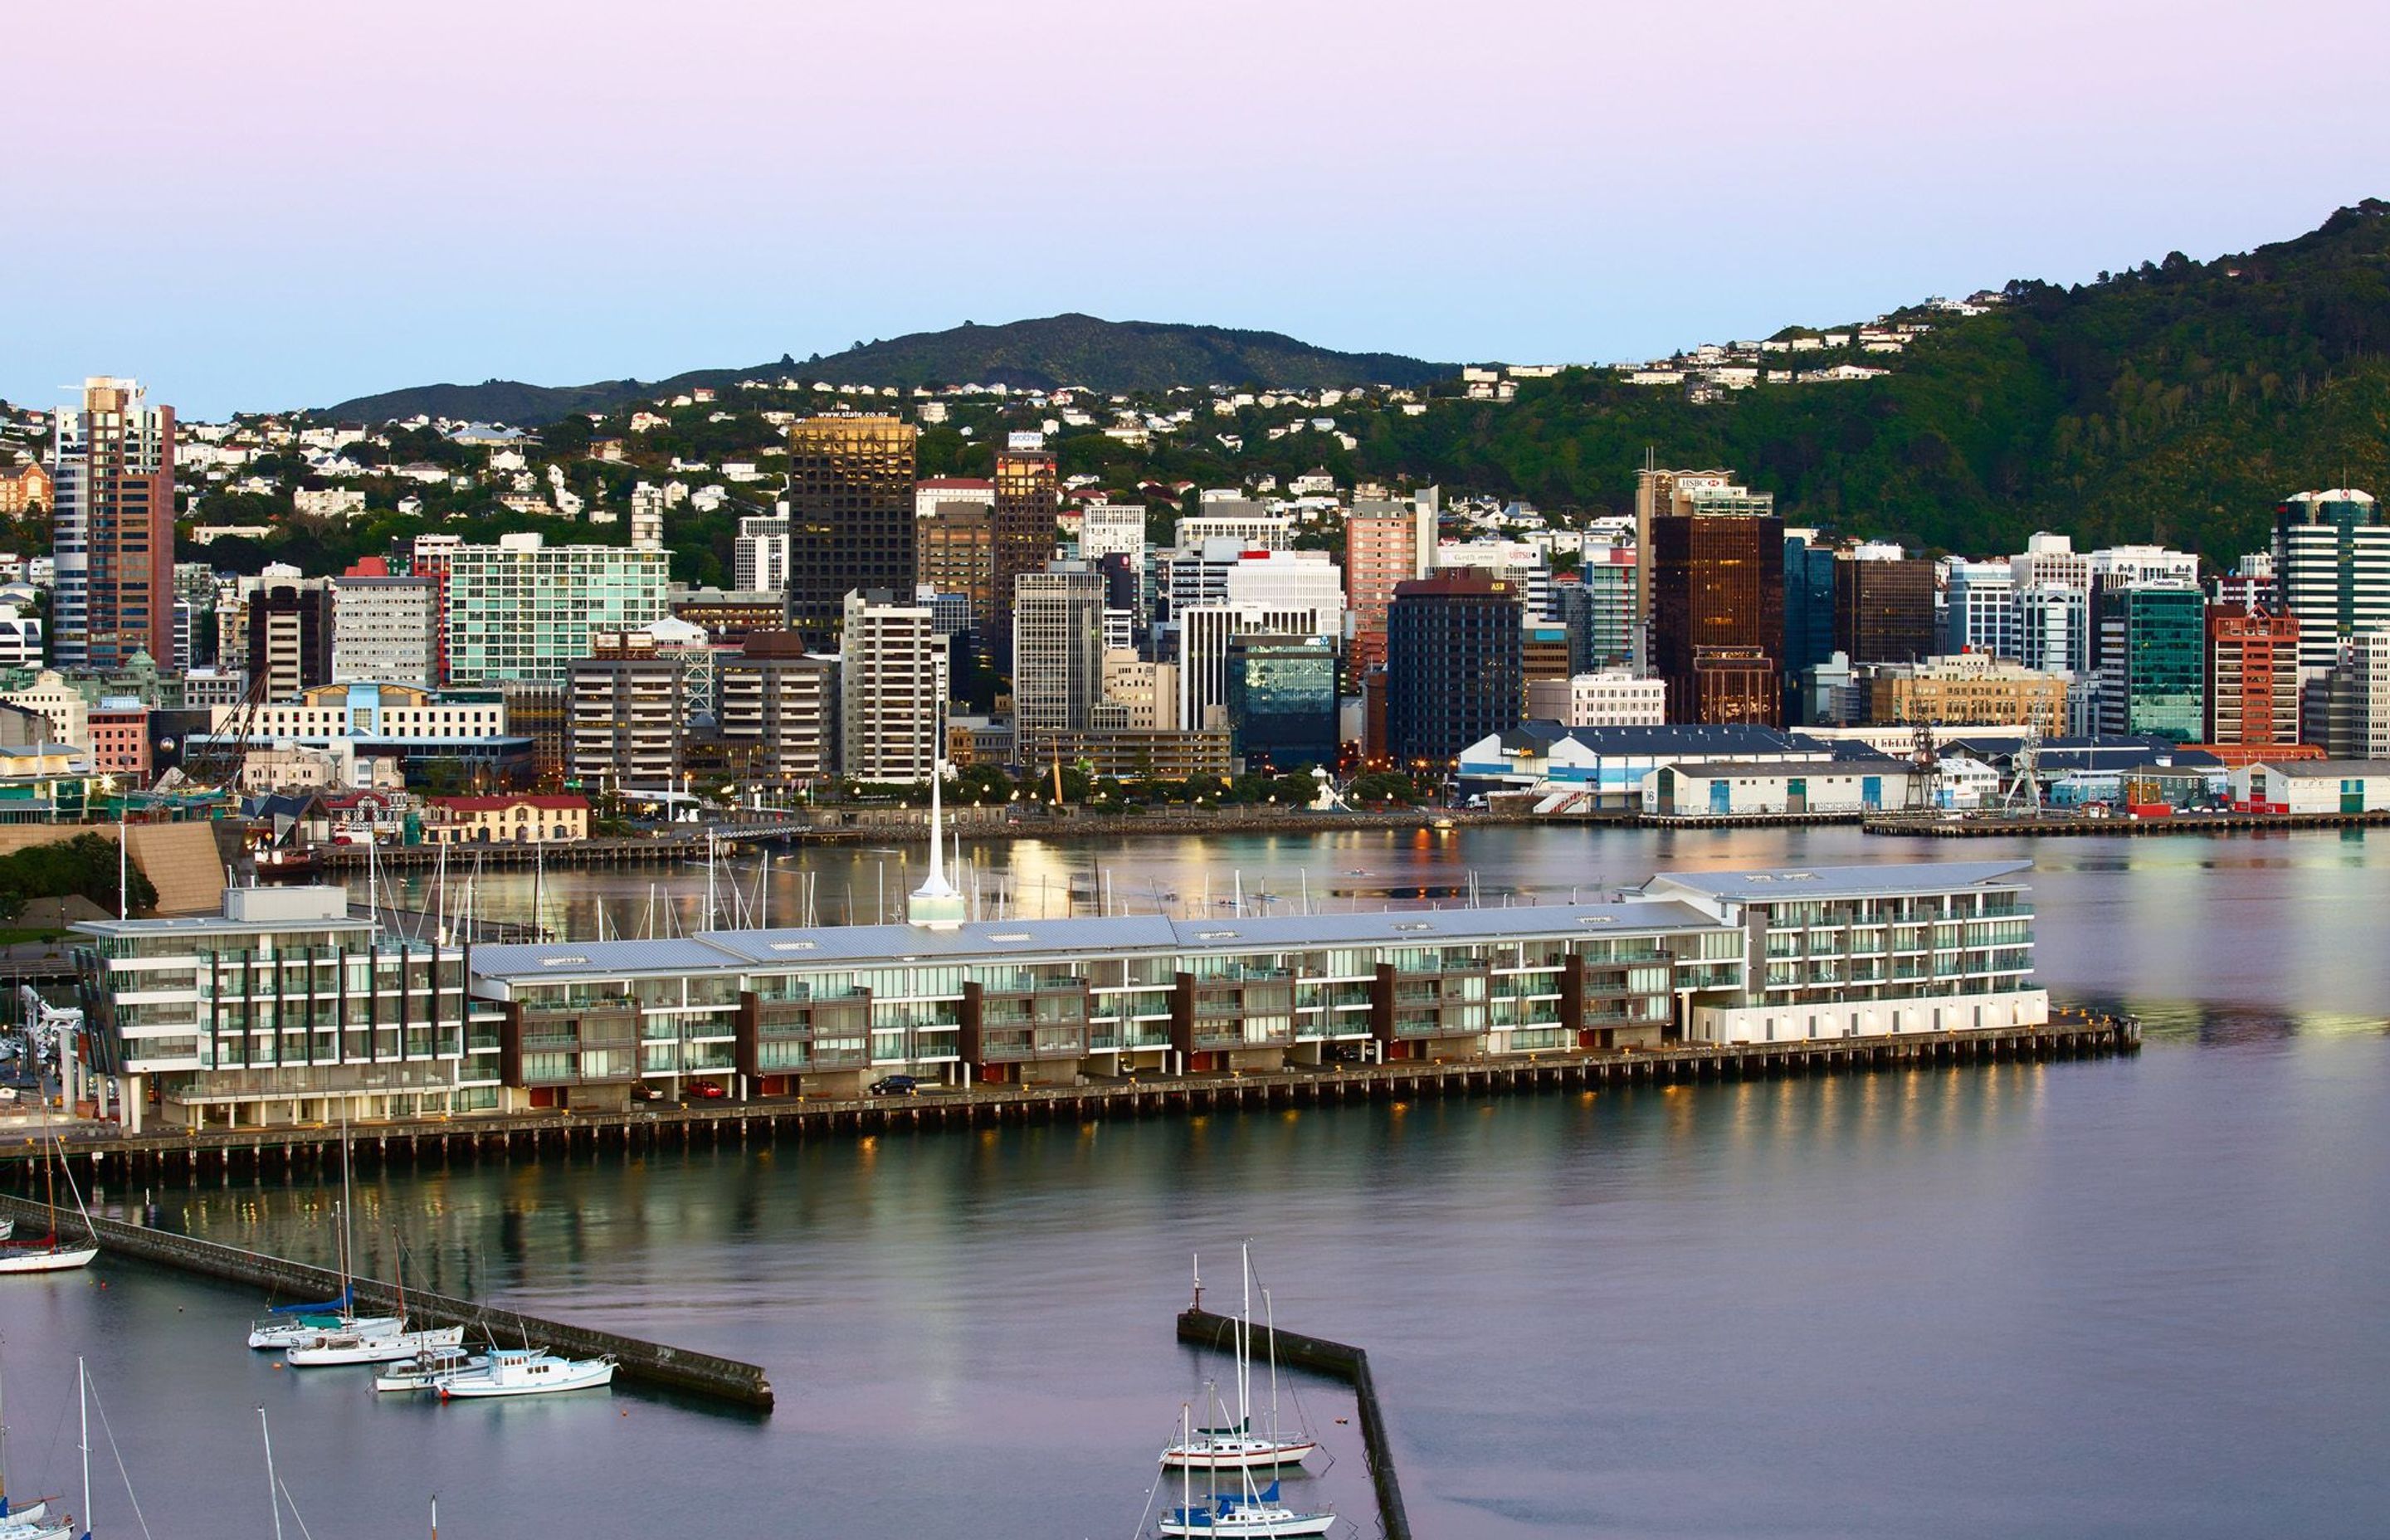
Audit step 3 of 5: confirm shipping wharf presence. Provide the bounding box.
[6,1014,2136,1185]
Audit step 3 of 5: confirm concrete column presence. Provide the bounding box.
[124,1075,144,1136]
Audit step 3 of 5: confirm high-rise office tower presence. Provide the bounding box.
[331,575,439,686]
[246,580,335,700]
[2015,583,2090,676]
[783,417,917,649]
[2096,582,2205,740]
[50,378,176,670]
[1634,466,1769,673]
[917,499,996,634]
[839,589,947,785]
[1781,534,1838,680]
[1943,559,2018,657]
[1832,552,1936,664]
[988,447,1059,663]
[1646,479,1784,724]
[1012,566,1107,736]
[2204,603,2302,749]
[2272,488,2390,680]
[734,514,791,592]
[1385,570,1524,767]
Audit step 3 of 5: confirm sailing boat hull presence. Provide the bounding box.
[1158,1507,1336,1538]
[1160,1439,1317,1471]
[0,1245,96,1275]
[0,1519,69,1540]
[0,1499,50,1524]
[437,1356,615,1398]
[249,1315,402,1349]
[287,1327,467,1366]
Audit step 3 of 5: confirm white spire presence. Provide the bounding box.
[908,757,966,928]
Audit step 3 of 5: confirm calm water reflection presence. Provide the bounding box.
[3,826,2378,1538]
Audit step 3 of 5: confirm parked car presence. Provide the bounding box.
[687,1080,727,1100]
[630,1083,661,1102]
[870,1075,920,1097]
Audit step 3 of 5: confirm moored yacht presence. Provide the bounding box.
[435,1348,615,1399]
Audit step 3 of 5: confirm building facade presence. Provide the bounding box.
[1526,670,1668,728]
[1385,571,1524,768]
[330,576,438,686]
[1222,634,1339,771]
[445,534,671,685]
[988,447,1059,660]
[1866,655,2070,729]
[2271,488,2389,678]
[51,378,176,670]
[840,589,946,784]
[1647,492,1785,724]
[783,417,917,649]
[2204,602,2303,749]
[2096,583,2205,740]
[1012,567,1106,737]
[1832,553,1936,665]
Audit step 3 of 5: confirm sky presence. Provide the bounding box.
[9,0,2389,419]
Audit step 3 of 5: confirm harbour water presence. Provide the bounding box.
[5,826,2385,1538]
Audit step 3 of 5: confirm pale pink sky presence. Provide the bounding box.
[12,0,2388,415]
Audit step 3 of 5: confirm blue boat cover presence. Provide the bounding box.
[270,1291,352,1314]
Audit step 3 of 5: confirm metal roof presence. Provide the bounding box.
[2241,758,2390,777]
[1643,860,2032,903]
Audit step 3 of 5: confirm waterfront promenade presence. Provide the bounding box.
[7,1013,2137,1181]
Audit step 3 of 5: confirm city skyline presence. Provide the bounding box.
[11,2,2390,417]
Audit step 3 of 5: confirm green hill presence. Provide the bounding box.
[323,314,1451,425]
[1363,200,2390,563]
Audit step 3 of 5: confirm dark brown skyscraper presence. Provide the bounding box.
[1832,555,1936,664]
[782,416,917,649]
[1648,504,1786,724]
[988,447,1059,665]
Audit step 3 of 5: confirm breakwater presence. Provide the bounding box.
[1178,1306,1409,1540]
[10,1015,2137,1183]
[0,1188,774,1409]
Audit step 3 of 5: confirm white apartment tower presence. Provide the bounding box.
[839,589,947,784]
[330,576,438,686]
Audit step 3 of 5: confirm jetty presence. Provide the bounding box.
[1864,808,2390,837]
[0,1188,773,1411]
[6,1014,2137,1183]
[1178,1306,1407,1540]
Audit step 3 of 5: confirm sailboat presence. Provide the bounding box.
[1158,1399,1334,1539]
[286,1235,463,1366]
[0,1131,96,1275]
[1161,1247,1315,1471]
[247,1118,399,1348]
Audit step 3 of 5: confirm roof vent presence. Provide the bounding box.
[1194,929,1239,941]
[538,956,589,967]
[768,940,818,952]
[1575,916,1614,925]
[987,932,1033,942]
[1391,921,1434,933]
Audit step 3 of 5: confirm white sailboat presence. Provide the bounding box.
[287,1326,467,1367]
[433,1347,615,1399]
[1162,1247,1315,1472]
[248,1116,398,1348]
[0,1133,96,1275]
[1159,1401,1335,1539]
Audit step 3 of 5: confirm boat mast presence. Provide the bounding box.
[1179,1404,1192,1521]
[1236,1243,1252,1433]
[1264,1286,1281,1447]
[0,1339,11,1518]
[76,1357,89,1539]
[339,1112,355,1310]
[259,1408,285,1540]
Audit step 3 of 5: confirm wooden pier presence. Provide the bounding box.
[6,1015,2138,1185]
[0,1189,774,1411]
[1178,1307,1407,1540]
[1865,809,2390,837]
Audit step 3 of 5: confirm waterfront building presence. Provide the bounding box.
[330,576,438,686]
[989,447,1060,660]
[1456,723,1832,804]
[840,589,946,785]
[71,885,486,1133]
[1866,654,2069,730]
[2203,603,2303,750]
[1833,551,1936,665]
[1525,670,1667,729]
[50,378,177,670]
[445,534,671,685]
[422,792,591,844]
[2228,758,2390,815]
[1174,552,1342,735]
[1222,633,1339,772]
[784,416,917,650]
[1385,570,1524,769]
[1642,758,1912,819]
[1100,651,1180,732]
[1019,727,1233,781]
[2095,582,2205,740]
[565,636,695,795]
[2270,488,2390,680]
[73,860,2046,1114]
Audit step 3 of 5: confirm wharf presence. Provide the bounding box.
[1178,1306,1407,1540]
[5,1016,2137,1183]
[0,1190,773,1410]
[1864,809,2390,837]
